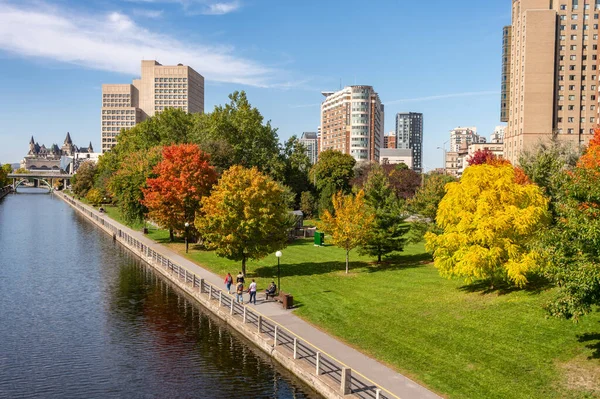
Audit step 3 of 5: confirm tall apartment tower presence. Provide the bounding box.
[319,86,384,162]
[101,60,204,153]
[503,0,600,164]
[299,132,319,164]
[395,112,423,172]
[449,126,485,152]
[319,86,384,163]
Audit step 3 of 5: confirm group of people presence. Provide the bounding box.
[224,272,277,305]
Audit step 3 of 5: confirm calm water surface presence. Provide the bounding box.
[0,189,321,399]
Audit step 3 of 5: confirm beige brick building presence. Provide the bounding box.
[319,86,384,163]
[101,60,204,153]
[504,0,600,164]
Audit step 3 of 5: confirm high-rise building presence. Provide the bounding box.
[395,112,423,172]
[101,60,204,153]
[383,131,397,149]
[319,85,384,163]
[491,125,506,144]
[449,126,485,152]
[300,132,319,164]
[503,0,599,164]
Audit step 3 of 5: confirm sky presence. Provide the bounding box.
[0,0,510,169]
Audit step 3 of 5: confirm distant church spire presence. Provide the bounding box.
[30,136,35,144]
[64,132,73,145]
[88,141,94,152]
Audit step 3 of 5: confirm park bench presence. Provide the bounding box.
[271,291,294,309]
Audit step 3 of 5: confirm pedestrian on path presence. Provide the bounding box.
[236,271,245,284]
[248,279,257,304]
[236,281,244,304]
[224,272,233,293]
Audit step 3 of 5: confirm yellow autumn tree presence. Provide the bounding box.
[195,166,293,276]
[318,190,374,274]
[425,164,549,287]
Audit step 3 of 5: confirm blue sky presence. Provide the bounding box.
[0,0,509,169]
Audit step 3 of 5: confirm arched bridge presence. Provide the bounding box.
[8,173,73,192]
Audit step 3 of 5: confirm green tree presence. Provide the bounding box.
[192,91,283,178]
[116,108,195,155]
[519,139,580,216]
[319,190,375,273]
[0,163,11,186]
[281,136,312,207]
[541,130,600,319]
[409,172,456,220]
[359,165,409,263]
[300,191,316,219]
[73,161,98,197]
[196,165,293,276]
[310,150,356,215]
[108,147,162,225]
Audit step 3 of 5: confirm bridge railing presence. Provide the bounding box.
[61,193,396,399]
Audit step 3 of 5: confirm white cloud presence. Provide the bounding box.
[0,2,279,87]
[123,0,241,15]
[132,8,164,18]
[385,91,499,104]
[202,2,240,15]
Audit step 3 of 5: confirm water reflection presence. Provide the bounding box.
[0,191,320,399]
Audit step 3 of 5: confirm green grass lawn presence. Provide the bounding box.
[101,207,600,398]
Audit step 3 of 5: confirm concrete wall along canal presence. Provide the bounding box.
[59,193,395,399]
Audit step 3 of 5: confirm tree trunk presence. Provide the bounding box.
[378,252,382,264]
[169,229,174,242]
[242,256,247,277]
[345,250,349,274]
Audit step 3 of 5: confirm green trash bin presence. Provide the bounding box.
[314,232,325,246]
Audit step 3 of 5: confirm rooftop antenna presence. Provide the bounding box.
[339,78,342,90]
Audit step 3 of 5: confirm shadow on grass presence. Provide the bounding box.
[458,274,553,296]
[362,252,432,273]
[253,252,431,279]
[578,332,600,359]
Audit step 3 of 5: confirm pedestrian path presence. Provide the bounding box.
[69,195,441,399]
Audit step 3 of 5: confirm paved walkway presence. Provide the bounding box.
[67,194,441,399]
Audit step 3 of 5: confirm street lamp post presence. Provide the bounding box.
[437,140,449,174]
[184,222,190,253]
[275,251,282,294]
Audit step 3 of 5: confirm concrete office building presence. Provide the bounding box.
[503,0,600,164]
[395,112,423,172]
[300,132,319,164]
[101,60,204,153]
[380,148,413,168]
[319,86,384,163]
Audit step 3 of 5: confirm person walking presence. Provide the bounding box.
[224,272,233,294]
[248,279,257,305]
[236,281,244,304]
[236,271,245,284]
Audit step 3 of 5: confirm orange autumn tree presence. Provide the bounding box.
[577,127,600,170]
[142,144,217,241]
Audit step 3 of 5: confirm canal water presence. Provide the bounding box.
[0,189,321,399]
